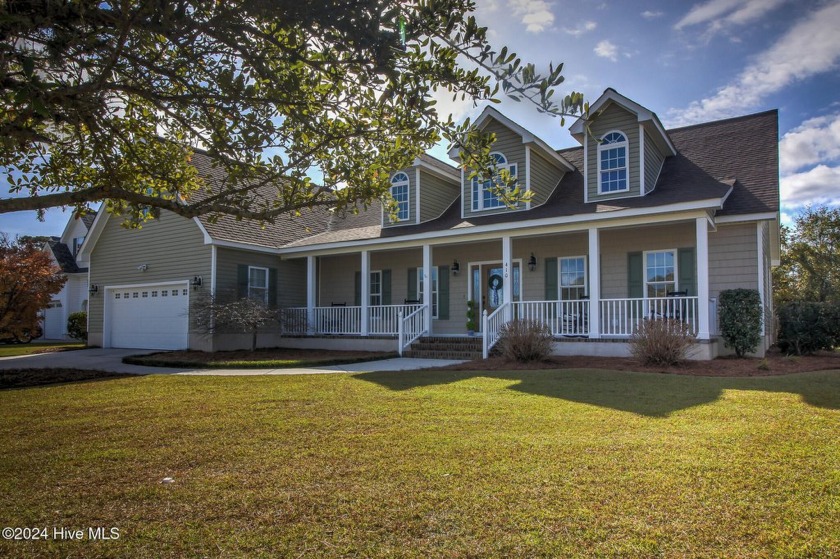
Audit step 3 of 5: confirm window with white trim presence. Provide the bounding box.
[390,172,409,221]
[471,152,517,211]
[369,270,382,306]
[248,266,269,304]
[598,131,628,194]
[559,256,587,300]
[417,267,439,318]
[645,250,676,298]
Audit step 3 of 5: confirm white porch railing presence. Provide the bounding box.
[281,304,424,337]
[599,296,699,337]
[482,302,509,359]
[512,300,590,336]
[398,305,427,356]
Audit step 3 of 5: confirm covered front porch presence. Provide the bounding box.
[279,215,724,359]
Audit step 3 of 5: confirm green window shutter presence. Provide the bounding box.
[407,268,417,300]
[268,267,278,308]
[628,252,643,298]
[678,248,696,296]
[544,258,558,300]
[354,271,361,306]
[237,264,249,299]
[382,269,392,305]
[438,265,450,319]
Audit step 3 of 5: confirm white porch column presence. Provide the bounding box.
[306,255,316,335]
[361,250,370,336]
[696,217,710,340]
[502,235,513,321]
[422,244,433,335]
[588,227,601,339]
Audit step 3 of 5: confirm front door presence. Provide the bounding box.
[469,261,520,329]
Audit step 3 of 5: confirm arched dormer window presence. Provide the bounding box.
[390,172,410,221]
[472,152,517,211]
[598,131,628,194]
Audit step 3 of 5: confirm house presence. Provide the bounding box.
[79,89,780,359]
[39,211,97,339]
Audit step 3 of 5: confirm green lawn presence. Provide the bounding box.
[0,341,85,358]
[1,369,838,558]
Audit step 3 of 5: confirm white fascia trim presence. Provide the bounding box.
[715,212,778,224]
[639,124,645,195]
[415,167,421,224]
[525,145,532,210]
[413,159,460,183]
[279,198,726,257]
[583,129,589,203]
[757,222,766,336]
[210,245,217,295]
[76,210,110,260]
[105,279,190,291]
[210,239,281,254]
[192,217,214,244]
[460,167,465,220]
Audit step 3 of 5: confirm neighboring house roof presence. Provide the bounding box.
[47,239,85,273]
[80,211,97,230]
[283,109,778,249]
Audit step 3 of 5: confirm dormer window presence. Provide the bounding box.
[390,172,409,221]
[598,131,628,194]
[472,152,517,211]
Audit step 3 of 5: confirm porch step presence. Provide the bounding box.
[404,336,483,361]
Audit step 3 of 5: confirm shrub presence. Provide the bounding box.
[719,289,762,357]
[66,311,87,341]
[777,301,840,355]
[497,319,553,362]
[630,319,695,366]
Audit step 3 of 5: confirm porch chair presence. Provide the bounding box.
[665,290,688,321]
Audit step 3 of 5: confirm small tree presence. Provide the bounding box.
[193,292,278,351]
[0,236,66,341]
[718,289,763,357]
[66,311,88,341]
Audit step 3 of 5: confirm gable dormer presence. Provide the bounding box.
[448,107,575,219]
[570,89,676,203]
[382,155,459,228]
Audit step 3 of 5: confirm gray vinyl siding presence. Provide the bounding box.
[709,223,758,297]
[88,211,211,335]
[214,247,290,305]
[529,150,565,206]
[419,169,459,222]
[513,235,588,301]
[317,254,358,306]
[463,119,527,218]
[599,223,695,299]
[643,128,665,194]
[587,103,640,200]
[382,168,415,228]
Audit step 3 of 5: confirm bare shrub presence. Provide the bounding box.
[497,319,553,362]
[630,319,696,366]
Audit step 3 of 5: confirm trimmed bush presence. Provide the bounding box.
[497,319,553,362]
[66,311,87,341]
[630,319,695,366]
[719,289,762,357]
[777,302,840,355]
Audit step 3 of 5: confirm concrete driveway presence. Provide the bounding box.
[0,348,465,375]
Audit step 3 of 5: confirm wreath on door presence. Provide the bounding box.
[488,273,503,306]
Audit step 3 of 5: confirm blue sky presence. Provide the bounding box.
[1,0,839,237]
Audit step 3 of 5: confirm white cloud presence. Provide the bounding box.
[563,20,597,37]
[508,0,555,33]
[780,164,840,207]
[668,2,840,126]
[675,0,789,35]
[594,40,618,61]
[641,10,664,19]
[780,113,840,174]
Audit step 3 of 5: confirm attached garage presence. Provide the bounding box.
[105,282,189,350]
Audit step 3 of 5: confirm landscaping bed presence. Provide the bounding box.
[440,347,840,376]
[1,368,132,389]
[124,348,397,369]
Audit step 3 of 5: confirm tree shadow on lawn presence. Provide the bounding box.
[353,369,840,417]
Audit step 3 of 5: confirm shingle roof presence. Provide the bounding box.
[47,240,82,273]
[80,211,97,230]
[283,110,779,248]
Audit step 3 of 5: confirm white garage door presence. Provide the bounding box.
[108,283,189,350]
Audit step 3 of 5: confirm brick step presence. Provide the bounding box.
[404,350,481,360]
[408,342,482,352]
